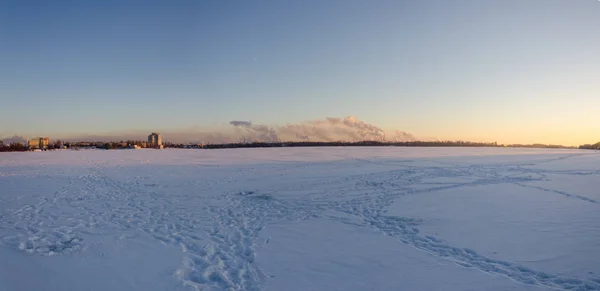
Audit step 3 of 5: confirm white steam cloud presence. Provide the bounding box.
[226,116,416,143]
[0,135,28,145]
[230,120,280,142]
[10,116,418,144]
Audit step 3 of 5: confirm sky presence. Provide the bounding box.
[1,0,599,146]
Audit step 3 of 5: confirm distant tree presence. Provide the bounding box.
[10,142,26,151]
[579,142,600,150]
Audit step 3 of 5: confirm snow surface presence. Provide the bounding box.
[1,147,599,291]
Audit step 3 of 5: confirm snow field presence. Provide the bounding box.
[1,147,599,291]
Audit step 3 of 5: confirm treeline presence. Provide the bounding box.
[197,140,500,149]
[504,143,575,149]
[0,140,153,151]
[2,139,583,152]
[62,140,579,150]
[579,142,600,150]
[0,142,28,152]
[165,140,580,150]
[68,140,157,150]
[0,140,65,152]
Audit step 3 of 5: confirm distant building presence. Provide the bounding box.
[148,133,162,149]
[28,138,40,149]
[28,137,50,150]
[39,137,50,149]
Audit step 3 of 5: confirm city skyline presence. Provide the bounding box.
[0,116,591,147]
[1,1,599,146]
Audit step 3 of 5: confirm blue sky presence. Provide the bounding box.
[1,0,599,145]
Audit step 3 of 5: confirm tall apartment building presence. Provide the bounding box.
[28,137,49,150]
[28,139,40,149]
[148,133,162,148]
[39,137,50,149]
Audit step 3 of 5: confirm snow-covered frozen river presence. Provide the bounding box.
[1,147,599,291]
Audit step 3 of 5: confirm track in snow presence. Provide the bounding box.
[1,151,599,291]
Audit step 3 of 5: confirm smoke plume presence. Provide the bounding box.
[29,116,417,144]
[229,121,252,127]
[0,135,28,145]
[230,121,279,143]
[227,116,415,143]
